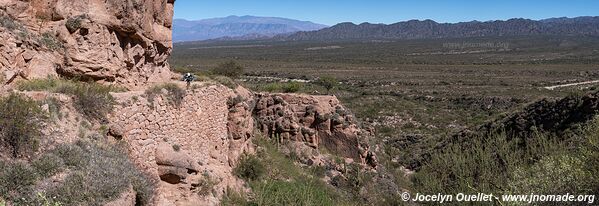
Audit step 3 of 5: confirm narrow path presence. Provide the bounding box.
[544,80,599,90]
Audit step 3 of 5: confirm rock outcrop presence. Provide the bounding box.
[0,0,174,88]
[254,93,377,167]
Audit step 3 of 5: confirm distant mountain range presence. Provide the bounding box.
[278,16,599,41]
[173,15,328,42]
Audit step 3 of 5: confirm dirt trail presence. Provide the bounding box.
[544,80,599,90]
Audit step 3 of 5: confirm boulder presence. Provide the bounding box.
[155,143,199,184]
[155,143,199,172]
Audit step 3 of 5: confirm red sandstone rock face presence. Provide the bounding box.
[0,0,174,88]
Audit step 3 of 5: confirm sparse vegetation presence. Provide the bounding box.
[258,82,305,93]
[32,153,65,178]
[228,136,349,205]
[0,93,46,157]
[18,77,122,121]
[251,179,336,206]
[412,116,599,204]
[315,76,338,93]
[49,141,154,205]
[227,95,245,108]
[195,172,217,196]
[66,15,87,33]
[39,32,63,51]
[212,60,245,78]
[0,162,39,200]
[234,153,266,181]
[0,16,21,31]
[70,82,116,121]
[0,140,156,206]
[145,83,187,108]
[213,76,238,89]
[221,188,250,206]
[42,97,63,120]
[172,144,181,151]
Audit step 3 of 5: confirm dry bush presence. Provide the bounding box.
[0,93,46,157]
[211,60,244,78]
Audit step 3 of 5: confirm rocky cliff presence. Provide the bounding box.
[0,1,377,205]
[0,0,174,88]
[254,93,377,167]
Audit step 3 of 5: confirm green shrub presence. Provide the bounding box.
[259,83,283,93]
[0,93,46,157]
[42,97,63,120]
[70,83,115,121]
[412,131,546,195]
[213,76,238,89]
[315,76,339,93]
[49,141,155,206]
[1,139,155,205]
[212,60,244,78]
[344,163,370,193]
[16,77,80,92]
[0,16,20,31]
[39,32,63,51]
[229,135,352,205]
[257,82,305,93]
[34,193,62,206]
[412,120,599,203]
[509,118,599,197]
[281,82,303,93]
[234,153,266,181]
[195,172,216,196]
[54,143,89,168]
[145,83,186,108]
[251,179,336,206]
[18,77,120,121]
[0,162,38,200]
[309,165,327,178]
[221,188,250,206]
[66,15,87,33]
[509,154,594,196]
[32,153,64,178]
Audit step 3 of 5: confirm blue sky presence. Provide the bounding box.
[174,0,599,25]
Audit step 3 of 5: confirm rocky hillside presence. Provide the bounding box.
[281,16,599,41]
[0,1,379,205]
[0,0,174,89]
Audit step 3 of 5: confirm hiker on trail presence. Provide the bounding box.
[182,73,195,88]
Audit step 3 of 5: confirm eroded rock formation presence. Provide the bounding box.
[254,93,377,167]
[0,0,174,88]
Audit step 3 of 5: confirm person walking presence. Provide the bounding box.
[182,73,195,89]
